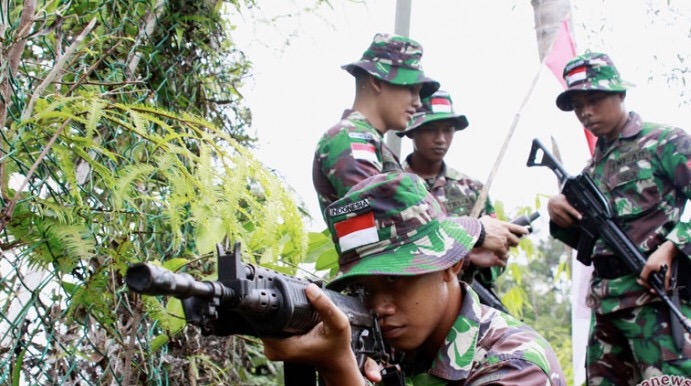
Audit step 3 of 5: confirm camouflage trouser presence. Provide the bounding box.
[586,300,691,386]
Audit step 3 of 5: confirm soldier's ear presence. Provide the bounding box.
[368,74,384,93]
[445,261,464,280]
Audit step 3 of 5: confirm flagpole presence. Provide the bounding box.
[468,63,545,218]
[385,0,412,158]
[468,16,571,219]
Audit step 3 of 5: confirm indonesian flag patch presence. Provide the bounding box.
[351,142,378,164]
[565,66,587,86]
[334,211,378,252]
[430,97,452,114]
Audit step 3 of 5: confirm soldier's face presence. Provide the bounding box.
[380,82,423,132]
[355,266,459,354]
[411,121,456,162]
[570,91,627,141]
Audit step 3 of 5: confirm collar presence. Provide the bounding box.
[401,282,482,382]
[341,109,384,137]
[593,111,644,160]
[401,154,449,187]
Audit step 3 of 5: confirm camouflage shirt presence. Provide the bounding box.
[401,156,495,217]
[402,156,502,286]
[556,112,691,313]
[398,282,566,386]
[313,110,402,221]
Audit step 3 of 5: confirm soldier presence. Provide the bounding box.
[312,33,527,264]
[397,89,507,311]
[263,172,567,385]
[312,32,439,222]
[397,90,492,218]
[546,50,691,384]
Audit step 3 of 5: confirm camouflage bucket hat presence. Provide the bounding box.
[556,51,634,111]
[342,33,440,99]
[397,90,469,138]
[324,171,481,291]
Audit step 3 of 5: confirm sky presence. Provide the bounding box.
[233,2,691,383]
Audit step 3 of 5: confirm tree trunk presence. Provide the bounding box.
[531,2,588,386]
[531,0,573,61]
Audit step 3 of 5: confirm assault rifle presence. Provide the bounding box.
[470,211,540,314]
[526,138,691,343]
[125,242,404,386]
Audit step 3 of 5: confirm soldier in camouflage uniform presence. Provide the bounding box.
[397,90,492,218]
[397,90,507,311]
[263,172,566,385]
[310,33,525,264]
[547,51,691,385]
[312,32,440,223]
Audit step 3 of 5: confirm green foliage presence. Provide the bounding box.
[2,90,308,384]
[0,0,316,384]
[493,201,574,385]
[309,228,339,276]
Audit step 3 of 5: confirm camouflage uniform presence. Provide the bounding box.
[313,110,403,220]
[582,113,691,384]
[398,89,494,217]
[400,283,566,386]
[399,90,503,306]
[324,172,566,385]
[401,156,494,218]
[552,51,691,385]
[313,33,439,221]
[401,156,503,289]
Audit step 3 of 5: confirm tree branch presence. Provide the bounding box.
[21,17,97,121]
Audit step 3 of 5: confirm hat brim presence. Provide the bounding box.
[556,85,629,111]
[342,62,440,99]
[397,114,469,138]
[326,215,480,291]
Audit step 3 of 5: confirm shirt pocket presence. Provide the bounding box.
[607,161,660,220]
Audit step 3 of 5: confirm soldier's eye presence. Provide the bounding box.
[384,276,400,284]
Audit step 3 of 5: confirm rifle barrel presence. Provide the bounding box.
[126,263,232,299]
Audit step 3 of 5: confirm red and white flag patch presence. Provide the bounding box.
[565,66,586,86]
[334,211,378,252]
[430,97,452,114]
[351,143,379,164]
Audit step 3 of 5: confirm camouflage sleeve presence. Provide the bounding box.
[317,129,384,200]
[476,195,501,284]
[470,178,494,217]
[464,359,560,385]
[658,128,691,256]
[483,195,495,217]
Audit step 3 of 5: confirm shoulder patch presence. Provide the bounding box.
[348,132,374,141]
[328,199,371,217]
[351,142,379,164]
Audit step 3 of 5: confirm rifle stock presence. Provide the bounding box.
[125,242,397,384]
[526,138,691,338]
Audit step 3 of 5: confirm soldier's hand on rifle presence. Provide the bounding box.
[262,283,369,386]
[547,194,582,228]
[637,241,679,293]
[477,216,528,258]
